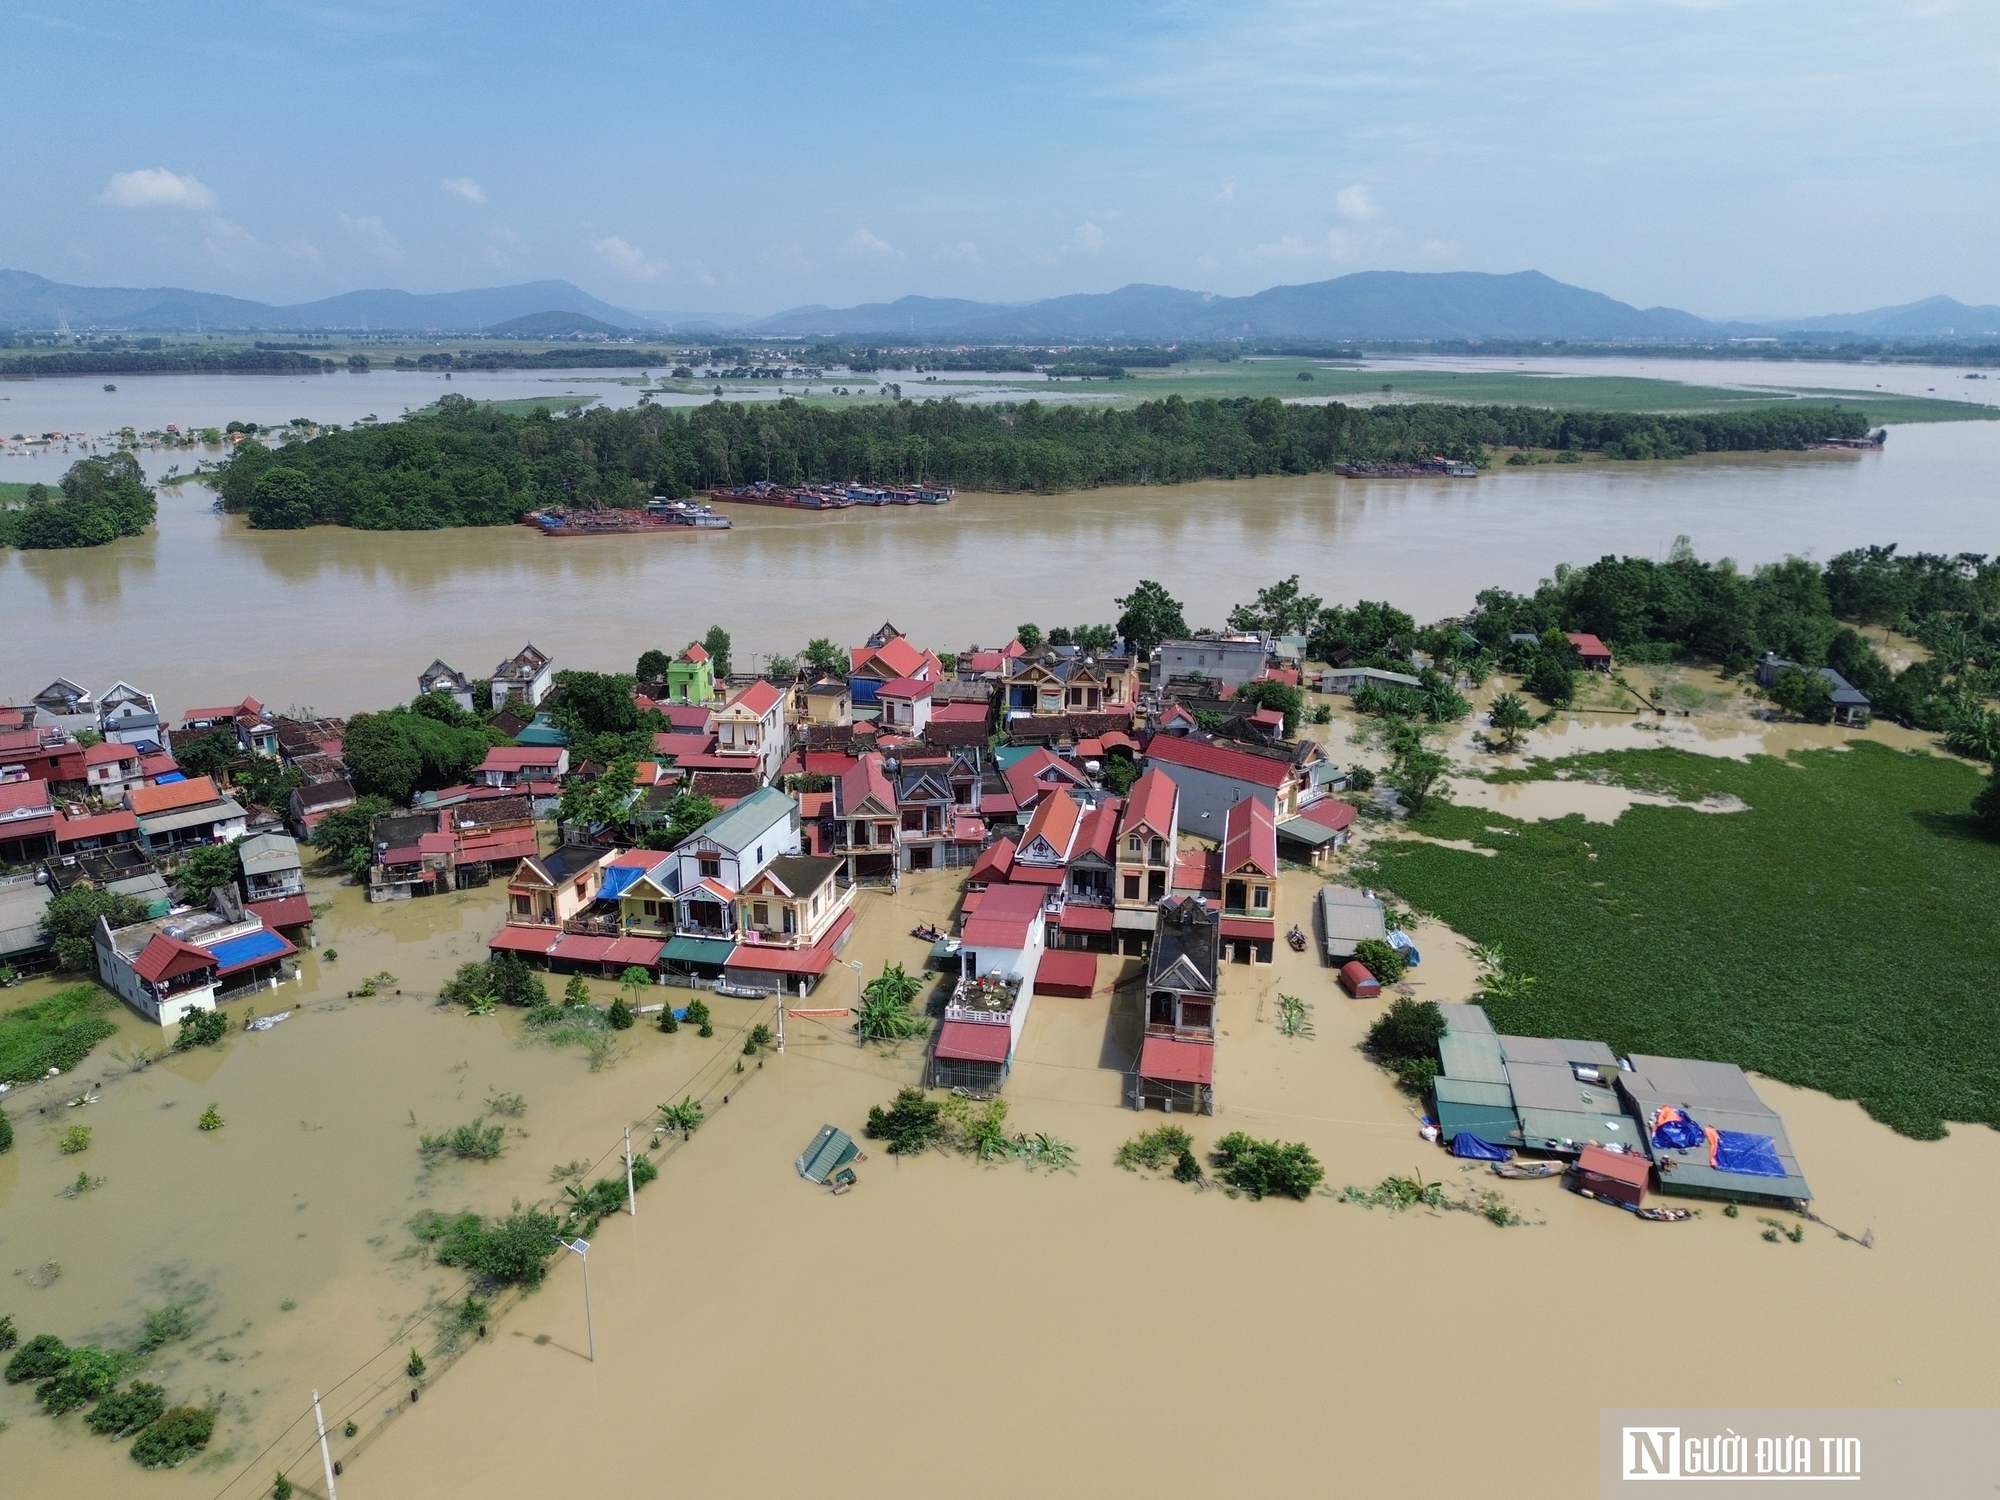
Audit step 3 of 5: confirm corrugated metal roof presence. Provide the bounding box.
[1439,1030,1508,1085]
[1138,1035,1214,1084]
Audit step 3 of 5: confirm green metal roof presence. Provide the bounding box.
[686,785,797,854]
[1439,1029,1508,1086]
[796,1125,859,1184]
[1433,1076,1521,1147]
[663,935,736,964]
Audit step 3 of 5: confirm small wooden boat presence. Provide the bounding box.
[1635,1205,1692,1222]
[1286,924,1307,952]
[1491,1160,1561,1179]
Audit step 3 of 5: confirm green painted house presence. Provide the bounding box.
[666,644,717,706]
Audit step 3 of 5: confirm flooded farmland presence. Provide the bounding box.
[5,857,1997,1499]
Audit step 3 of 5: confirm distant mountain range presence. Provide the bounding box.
[3,265,1997,344]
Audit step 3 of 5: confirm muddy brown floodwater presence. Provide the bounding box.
[5,858,1998,1497]
[6,419,2000,716]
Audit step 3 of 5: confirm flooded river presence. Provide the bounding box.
[5,416,2000,717]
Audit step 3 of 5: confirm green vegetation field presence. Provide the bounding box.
[1370,743,2000,1139]
[0,479,40,505]
[1096,361,1995,424]
[0,984,119,1086]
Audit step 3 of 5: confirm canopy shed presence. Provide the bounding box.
[1619,1054,1812,1206]
[1433,1078,1522,1149]
[797,1125,860,1185]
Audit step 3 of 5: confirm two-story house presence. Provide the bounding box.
[1114,768,1179,921]
[492,644,555,708]
[1155,635,1271,692]
[418,659,475,714]
[711,680,786,784]
[1218,796,1278,964]
[505,844,616,927]
[609,850,679,938]
[889,749,986,872]
[1133,895,1219,1114]
[98,681,163,748]
[1047,796,1123,952]
[876,677,934,735]
[848,629,942,709]
[832,753,899,883]
[671,786,802,940]
[476,746,570,788]
[804,678,852,727]
[1002,648,1137,718]
[666,643,718,706]
[32,678,97,737]
[722,854,857,996]
[127,776,248,854]
[237,831,304,900]
[1143,732,1327,829]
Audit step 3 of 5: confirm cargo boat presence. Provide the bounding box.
[1334,457,1479,478]
[708,481,955,509]
[522,501,732,537]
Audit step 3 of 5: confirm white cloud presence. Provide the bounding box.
[339,212,404,260]
[845,228,897,258]
[442,176,487,204]
[1216,178,1236,204]
[1073,221,1104,253]
[1255,232,1313,260]
[100,168,216,210]
[594,234,667,281]
[1420,237,1460,262]
[1334,184,1381,223]
[937,241,983,267]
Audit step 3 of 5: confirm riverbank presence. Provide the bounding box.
[8,418,2000,717]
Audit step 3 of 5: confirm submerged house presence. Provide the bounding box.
[929,881,1046,1094]
[1110,768,1178,953]
[1316,884,1386,963]
[94,898,297,1025]
[722,854,856,996]
[1218,795,1277,964]
[1620,1054,1812,1206]
[1132,895,1219,1114]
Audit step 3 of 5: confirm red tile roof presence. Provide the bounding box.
[967,838,1016,886]
[1018,789,1082,863]
[57,809,138,845]
[1034,948,1098,995]
[1578,1143,1650,1188]
[247,895,314,931]
[854,634,926,680]
[839,753,895,816]
[488,926,561,955]
[1172,848,1221,897]
[1003,748,1089,809]
[1138,1036,1213,1084]
[84,740,137,766]
[129,775,222,817]
[962,650,1004,673]
[934,1020,1011,1064]
[1145,733,1292,789]
[662,704,711,732]
[930,701,990,724]
[1567,632,1612,660]
[682,643,709,663]
[1118,767,1177,842]
[1054,904,1114,935]
[726,910,855,977]
[1222,796,1277,878]
[1220,916,1275,941]
[478,747,564,772]
[0,780,54,815]
[961,881,1046,950]
[134,932,215,984]
[878,676,934,699]
[727,680,784,717]
[1074,797,1122,861]
[1297,798,1357,833]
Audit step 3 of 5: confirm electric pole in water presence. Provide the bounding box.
[313,1388,338,1500]
[624,1127,635,1216]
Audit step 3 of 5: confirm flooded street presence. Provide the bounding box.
[7,417,2000,717]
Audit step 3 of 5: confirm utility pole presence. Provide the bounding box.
[313,1389,338,1500]
[624,1128,635,1216]
[776,1000,785,1053]
[559,1239,594,1361]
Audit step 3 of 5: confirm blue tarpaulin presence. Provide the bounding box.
[1651,1108,1705,1150]
[1712,1130,1787,1178]
[598,865,646,902]
[1451,1132,1511,1161]
[1386,929,1421,966]
[204,928,291,974]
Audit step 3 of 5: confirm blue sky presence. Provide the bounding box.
[5,1,1997,318]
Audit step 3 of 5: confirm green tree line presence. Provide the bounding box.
[0,454,156,549]
[213,391,1872,531]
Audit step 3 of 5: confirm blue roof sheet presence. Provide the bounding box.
[599,865,646,902]
[205,928,291,974]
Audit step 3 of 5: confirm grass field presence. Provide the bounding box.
[1367,742,2000,1140]
[0,479,42,505]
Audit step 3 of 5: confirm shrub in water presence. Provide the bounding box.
[198,1104,224,1131]
[38,1344,126,1413]
[864,1087,945,1154]
[406,1347,426,1380]
[272,1473,294,1500]
[130,1405,215,1468]
[685,998,714,1037]
[175,1008,228,1051]
[0,1107,12,1154]
[0,1314,16,1351]
[60,1124,91,1154]
[88,1381,166,1437]
[607,996,635,1031]
[1115,1124,1192,1172]
[1365,997,1444,1063]
[658,1004,679,1033]
[1350,938,1406,986]
[6,1333,71,1383]
[1209,1131,1324,1201]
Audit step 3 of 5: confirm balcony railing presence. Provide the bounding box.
[1145,1023,1216,1042]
